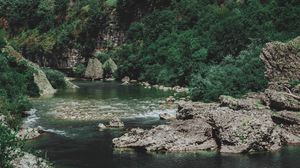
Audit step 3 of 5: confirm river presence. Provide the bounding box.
[25,81,300,168]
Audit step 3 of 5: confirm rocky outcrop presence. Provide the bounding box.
[84,58,103,80]
[260,36,300,87]
[113,118,217,152]
[113,101,286,153]
[260,37,300,111]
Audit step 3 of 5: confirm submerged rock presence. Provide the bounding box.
[109,117,124,128]
[84,58,103,80]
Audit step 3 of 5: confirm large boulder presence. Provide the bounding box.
[84,58,103,80]
[260,36,300,88]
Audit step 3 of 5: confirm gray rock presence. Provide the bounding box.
[121,76,130,83]
[265,89,300,111]
[159,113,175,120]
[84,58,103,80]
[98,123,107,130]
[113,119,217,152]
[109,117,124,128]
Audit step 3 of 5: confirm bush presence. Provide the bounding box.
[0,125,24,168]
[43,68,66,89]
[72,63,86,77]
[190,43,267,101]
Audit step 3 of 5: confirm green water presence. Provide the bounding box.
[27,81,300,168]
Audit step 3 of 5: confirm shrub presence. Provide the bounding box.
[72,63,86,77]
[43,68,66,89]
[0,125,24,168]
[190,43,267,101]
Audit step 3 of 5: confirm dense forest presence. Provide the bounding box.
[1,0,300,101]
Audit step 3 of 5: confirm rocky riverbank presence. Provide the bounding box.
[113,37,300,153]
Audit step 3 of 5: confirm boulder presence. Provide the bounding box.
[159,113,176,120]
[109,117,124,128]
[121,76,130,83]
[84,58,103,80]
[98,123,107,130]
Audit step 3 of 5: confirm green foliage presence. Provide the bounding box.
[105,0,118,7]
[72,63,86,77]
[190,43,267,101]
[43,68,66,89]
[0,125,24,168]
[114,0,299,101]
[103,58,118,78]
[0,29,6,48]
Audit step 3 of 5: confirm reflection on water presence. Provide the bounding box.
[28,81,300,168]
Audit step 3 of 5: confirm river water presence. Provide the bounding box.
[26,81,300,168]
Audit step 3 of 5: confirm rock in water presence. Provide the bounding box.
[121,76,130,83]
[109,117,124,128]
[98,123,106,130]
[84,58,103,80]
[113,119,217,152]
[159,113,175,120]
